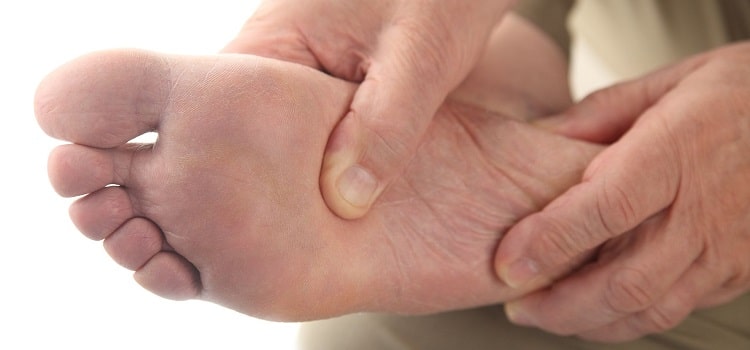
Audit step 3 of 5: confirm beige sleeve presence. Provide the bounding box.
[513,0,576,54]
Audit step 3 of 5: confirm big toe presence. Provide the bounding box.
[35,49,169,147]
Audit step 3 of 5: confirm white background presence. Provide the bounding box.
[1,1,302,349]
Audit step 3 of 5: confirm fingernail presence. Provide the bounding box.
[336,165,378,208]
[503,258,539,289]
[505,302,534,326]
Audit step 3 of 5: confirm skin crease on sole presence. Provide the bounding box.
[35,15,602,321]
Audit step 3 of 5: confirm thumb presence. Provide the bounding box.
[494,122,682,290]
[534,54,708,144]
[320,25,488,219]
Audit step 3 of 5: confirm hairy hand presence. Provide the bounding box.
[494,43,750,342]
[223,0,516,219]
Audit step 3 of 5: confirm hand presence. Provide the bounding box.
[223,0,516,219]
[493,42,750,342]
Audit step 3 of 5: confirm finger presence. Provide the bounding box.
[495,103,685,290]
[35,50,168,148]
[319,24,491,219]
[535,53,709,143]
[48,143,150,197]
[579,255,721,342]
[504,217,703,336]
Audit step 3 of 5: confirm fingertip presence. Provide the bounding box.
[496,256,554,293]
[500,258,541,289]
[494,218,559,291]
[504,301,535,327]
[494,218,531,280]
[338,165,379,215]
[320,159,380,220]
[320,111,382,220]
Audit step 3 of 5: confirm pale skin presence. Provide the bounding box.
[35,15,599,321]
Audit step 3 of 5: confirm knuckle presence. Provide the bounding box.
[593,181,638,237]
[391,17,452,71]
[604,268,658,314]
[353,113,418,176]
[531,217,584,265]
[365,120,413,156]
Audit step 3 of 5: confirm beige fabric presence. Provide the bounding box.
[719,0,750,41]
[514,0,575,53]
[299,294,750,349]
[572,0,729,78]
[517,0,750,78]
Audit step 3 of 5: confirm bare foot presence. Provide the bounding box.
[35,36,599,321]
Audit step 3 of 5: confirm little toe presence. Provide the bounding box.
[103,217,164,270]
[48,143,149,197]
[35,49,169,147]
[134,252,201,301]
[69,186,135,241]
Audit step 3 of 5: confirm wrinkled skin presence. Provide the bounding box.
[496,42,750,342]
[224,0,516,219]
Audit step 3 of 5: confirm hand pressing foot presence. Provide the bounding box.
[35,48,599,321]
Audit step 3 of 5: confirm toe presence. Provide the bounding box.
[103,217,164,270]
[35,49,169,147]
[134,252,201,301]
[69,186,135,241]
[48,143,149,197]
